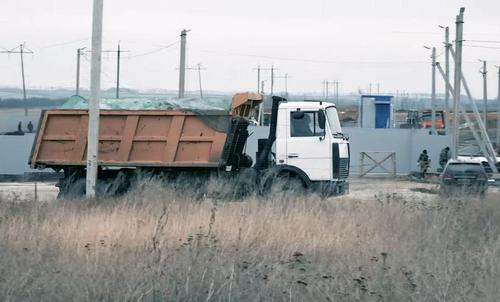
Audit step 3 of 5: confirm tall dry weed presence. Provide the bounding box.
[0,180,499,301]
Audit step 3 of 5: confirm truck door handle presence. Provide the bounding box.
[287,153,299,158]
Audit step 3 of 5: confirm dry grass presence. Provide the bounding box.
[0,181,499,301]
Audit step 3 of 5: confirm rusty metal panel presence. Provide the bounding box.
[31,109,229,168]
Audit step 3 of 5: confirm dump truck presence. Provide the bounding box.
[29,93,350,197]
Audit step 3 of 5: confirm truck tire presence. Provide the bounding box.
[57,177,86,199]
[260,170,306,196]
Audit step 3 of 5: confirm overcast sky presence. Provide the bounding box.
[1,0,499,97]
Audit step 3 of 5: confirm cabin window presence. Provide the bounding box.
[290,111,325,137]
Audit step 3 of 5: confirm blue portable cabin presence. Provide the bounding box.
[358,94,394,128]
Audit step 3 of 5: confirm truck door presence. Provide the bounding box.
[286,110,331,181]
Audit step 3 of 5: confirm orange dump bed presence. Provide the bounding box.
[30,110,229,168]
[30,93,262,169]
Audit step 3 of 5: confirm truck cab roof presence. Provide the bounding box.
[279,101,336,110]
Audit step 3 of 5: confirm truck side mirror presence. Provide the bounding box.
[318,110,326,129]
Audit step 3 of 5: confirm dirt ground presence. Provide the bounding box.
[1,177,496,203]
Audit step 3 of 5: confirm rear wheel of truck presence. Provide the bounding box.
[57,177,86,199]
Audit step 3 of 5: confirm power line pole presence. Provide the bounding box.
[335,80,340,104]
[116,42,121,99]
[186,63,206,98]
[178,29,189,98]
[101,44,129,99]
[284,73,289,97]
[76,47,86,96]
[257,80,265,125]
[437,62,497,172]
[86,0,104,198]
[254,67,278,125]
[197,63,203,98]
[255,65,261,92]
[452,7,465,159]
[432,47,437,133]
[323,80,338,101]
[275,73,290,98]
[480,60,488,133]
[0,44,33,116]
[270,65,275,96]
[19,44,28,116]
[496,66,500,151]
[440,25,451,134]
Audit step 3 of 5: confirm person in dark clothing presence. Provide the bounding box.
[17,121,23,133]
[439,147,451,169]
[418,149,431,178]
[27,121,34,133]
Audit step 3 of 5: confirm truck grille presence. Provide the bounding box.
[332,143,350,179]
[338,158,349,179]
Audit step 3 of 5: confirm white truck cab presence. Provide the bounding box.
[274,101,349,193]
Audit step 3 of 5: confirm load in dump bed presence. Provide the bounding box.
[30,93,261,170]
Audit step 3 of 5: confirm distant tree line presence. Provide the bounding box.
[0,97,66,109]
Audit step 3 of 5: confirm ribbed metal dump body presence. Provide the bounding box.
[30,110,229,168]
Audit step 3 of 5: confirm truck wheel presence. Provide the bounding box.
[57,177,86,199]
[231,168,258,199]
[271,172,306,196]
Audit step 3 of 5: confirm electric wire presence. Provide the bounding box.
[125,40,179,59]
[463,44,500,50]
[464,39,500,44]
[191,48,430,64]
[36,38,90,50]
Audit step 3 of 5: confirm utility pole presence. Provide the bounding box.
[197,63,203,98]
[480,60,488,132]
[335,80,340,104]
[178,29,189,98]
[256,66,278,93]
[254,67,277,125]
[377,83,380,95]
[496,66,500,151]
[0,44,33,116]
[186,64,206,98]
[284,73,289,97]
[257,80,265,125]
[432,47,437,133]
[255,65,261,92]
[439,25,451,134]
[116,42,121,99]
[452,7,465,159]
[19,44,27,116]
[100,44,128,99]
[76,47,86,96]
[275,73,290,98]
[270,65,275,96]
[437,62,497,172]
[86,0,104,198]
[324,80,337,101]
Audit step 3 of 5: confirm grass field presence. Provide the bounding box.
[0,181,499,301]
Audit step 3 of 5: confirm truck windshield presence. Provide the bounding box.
[326,106,342,134]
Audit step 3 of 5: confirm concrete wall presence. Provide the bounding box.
[0,126,452,176]
[344,128,452,175]
[0,108,43,133]
[0,133,38,175]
